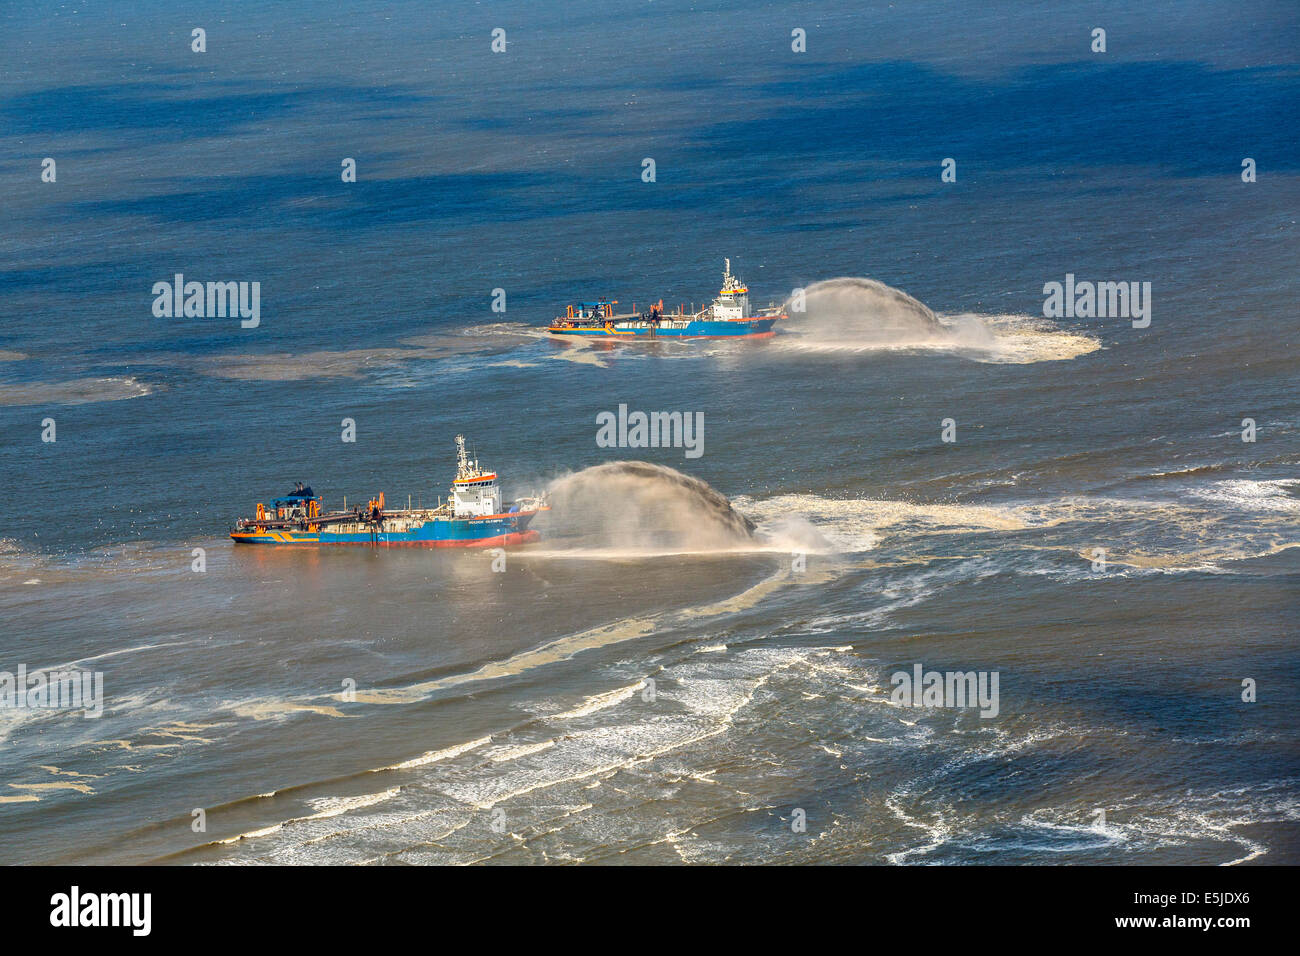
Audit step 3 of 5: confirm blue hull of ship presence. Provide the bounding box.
[549,317,778,338]
[231,512,541,547]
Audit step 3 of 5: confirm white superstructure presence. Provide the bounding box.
[709,258,750,320]
[450,434,502,517]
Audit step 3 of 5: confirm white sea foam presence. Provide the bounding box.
[733,492,1029,553]
[1187,478,1300,513]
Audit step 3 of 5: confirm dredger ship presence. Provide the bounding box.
[230,436,547,547]
[547,259,784,339]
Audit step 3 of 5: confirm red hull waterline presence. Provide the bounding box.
[371,530,541,548]
[234,530,541,548]
[548,329,776,342]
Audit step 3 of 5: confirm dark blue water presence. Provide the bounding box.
[0,0,1296,864]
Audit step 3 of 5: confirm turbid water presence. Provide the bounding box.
[0,0,1296,864]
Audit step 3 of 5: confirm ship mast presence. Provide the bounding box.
[720,258,745,293]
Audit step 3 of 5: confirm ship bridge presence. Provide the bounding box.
[712,258,750,320]
[451,434,502,517]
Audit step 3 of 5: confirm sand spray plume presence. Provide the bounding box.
[779,277,1098,363]
[539,461,757,553]
[784,277,947,344]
